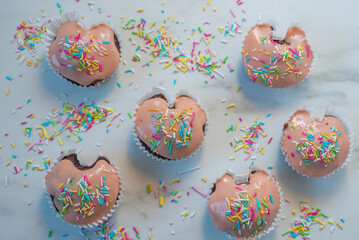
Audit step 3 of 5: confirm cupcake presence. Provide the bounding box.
[281,109,351,178]
[134,89,207,161]
[45,153,122,226]
[208,169,281,239]
[47,20,121,86]
[242,23,313,88]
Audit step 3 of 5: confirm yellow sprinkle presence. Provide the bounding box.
[328,220,334,224]
[11,143,15,148]
[6,162,11,166]
[163,62,173,69]
[213,8,216,12]
[234,145,246,152]
[292,210,296,215]
[183,212,189,217]
[149,108,160,111]
[227,216,235,222]
[286,62,293,69]
[36,57,43,61]
[106,122,112,128]
[254,116,258,122]
[337,223,344,230]
[104,99,110,103]
[227,104,235,109]
[36,126,51,139]
[6,89,9,96]
[58,183,64,189]
[24,184,29,187]
[201,178,208,182]
[314,219,326,225]
[160,196,164,206]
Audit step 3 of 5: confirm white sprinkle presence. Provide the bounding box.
[177,166,201,175]
[5,176,9,187]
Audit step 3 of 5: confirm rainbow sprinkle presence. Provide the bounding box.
[282,200,345,238]
[55,173,110,218]
[24,101,119,154]
[242,29,311,87]
[229,117,270,161]
[289,123,340,166]
[123,17,227,78]
[224,185,275,237]
[13,18,50,67]
[143,106,196,156]
[56,31,112,75]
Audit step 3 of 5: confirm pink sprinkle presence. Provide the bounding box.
[306,45,310,57]
[260,59,266,64]
[99,63,102,72]
[268,137,273,144]
[152,134,160,140]
[133,227,139,235]
[291,153,295,157]
[287,135,292,139]
[270,38,276,45]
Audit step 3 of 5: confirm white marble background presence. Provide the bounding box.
[0,0,357,239]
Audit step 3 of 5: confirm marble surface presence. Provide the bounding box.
[0,0,358,239]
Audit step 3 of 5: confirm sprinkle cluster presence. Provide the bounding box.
[124,17,228,78]
[55,173,110,219]
[289,123,340,166]
[229,117,270,161]
[282,200,345,238]
[243,34,311,87]
[13,18,50,67]
[144,107,196,156]
[57,31,111,75]
[225,185,274,237]
[24,101,118,154]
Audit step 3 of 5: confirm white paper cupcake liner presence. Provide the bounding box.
[44,11,122,88]
[241,20,317,89]
[207,166,284,240]
[43,149,123,229]
[280,106,354,178]
[132,87,209,163]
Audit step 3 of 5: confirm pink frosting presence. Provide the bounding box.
[48,22,120,86]
[208,170,280,239]
[134,96,207,160]
[281,110,350,177]
[242,23,313,88]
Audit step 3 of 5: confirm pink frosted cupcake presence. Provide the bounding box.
[281,109,351,178]
[208,169,282,239]
[242,23,314,88]
[45,153,122,226]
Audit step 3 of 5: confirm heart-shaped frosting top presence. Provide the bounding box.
[45,154,121,225]
[48,22,120,86]
[242,23,313,88]
[208,169,280,239]
[281,110,350,177]
[134,95,207,160]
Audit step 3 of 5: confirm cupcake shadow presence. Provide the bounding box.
[39,54,115,101]
[39,192,79,237]
[236,59,309,107]
[125,130,203,180]
[275,147,346,196]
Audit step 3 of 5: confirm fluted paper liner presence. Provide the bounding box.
[241,20,317,89]
[207,166,284,240]
[43,149,123,228]
[280,106,353,178]
[44,11,122,88]
[132,87,209,163]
